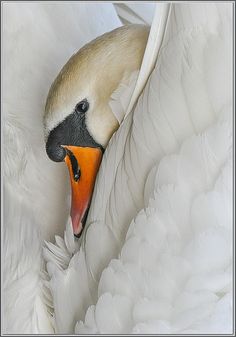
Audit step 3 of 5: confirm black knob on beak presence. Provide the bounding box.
[46,135,66,162]
[45,111,104,163]
[45,111,83,163]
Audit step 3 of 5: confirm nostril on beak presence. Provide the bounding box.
[63,147,81,182]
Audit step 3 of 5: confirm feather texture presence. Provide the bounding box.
[2,3,121,333]
[3,2,233,334]
[75,106,232,334]
[44,2,233,334]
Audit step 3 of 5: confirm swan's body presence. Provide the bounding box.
[3,2,233,334]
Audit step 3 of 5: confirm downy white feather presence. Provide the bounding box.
[2,3,121,334]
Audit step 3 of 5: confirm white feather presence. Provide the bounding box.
[109,70,139,124]
[114,3,156,25]
[2,3,121,333]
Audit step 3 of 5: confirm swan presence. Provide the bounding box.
[44,24,149,237]
[3,2,233,334]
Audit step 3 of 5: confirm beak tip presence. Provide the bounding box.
[74,232,82,239]
[65,146,103,240]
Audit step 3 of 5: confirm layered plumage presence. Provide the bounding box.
[44,2,233,334]
[2,2,233,334]
[2,3,121,333]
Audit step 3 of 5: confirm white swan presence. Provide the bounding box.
[44,24,149,237]
[3,2,233,334]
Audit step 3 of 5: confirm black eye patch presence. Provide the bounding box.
[75,99,89,114]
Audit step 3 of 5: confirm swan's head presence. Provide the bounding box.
[44,24,149,237]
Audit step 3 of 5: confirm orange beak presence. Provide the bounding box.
[63,145,103,237]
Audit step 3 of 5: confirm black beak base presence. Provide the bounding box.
[46,110,103,162]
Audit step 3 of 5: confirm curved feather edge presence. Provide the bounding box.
[43,2,233,334]
[76,107,232,334]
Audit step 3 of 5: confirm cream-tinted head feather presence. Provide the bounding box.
[44,24,149,147]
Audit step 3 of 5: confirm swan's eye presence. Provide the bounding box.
[75,99,89,114]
